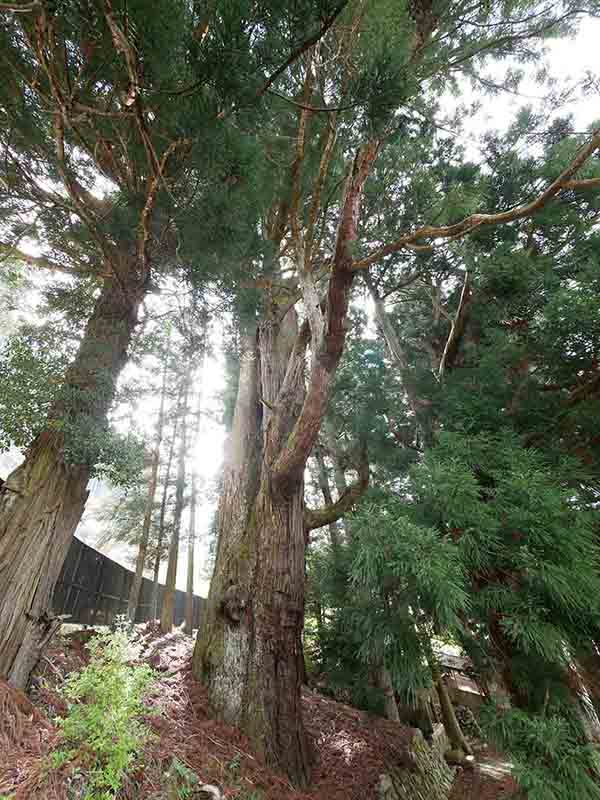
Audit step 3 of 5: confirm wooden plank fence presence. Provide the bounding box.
[52,537,206,628]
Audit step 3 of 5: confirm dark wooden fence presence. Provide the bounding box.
[52,537,206,628]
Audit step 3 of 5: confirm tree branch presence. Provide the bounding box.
[304,440,369,531]
[0,2,40,11]
[272,140,380,493]
[0,242,90,276]
[352,128,600,270]
[437,270,471,380]
[258,2,348,95]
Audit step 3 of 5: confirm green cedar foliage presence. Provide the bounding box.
[0,277,145,485]
[482,706,600,800]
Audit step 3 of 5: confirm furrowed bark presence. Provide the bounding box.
[192,329,262,717]
[193,316,312,784]
[0,274,143,687]
[378,665,401,723]
[128,352,169,623]
[194,142,379,786]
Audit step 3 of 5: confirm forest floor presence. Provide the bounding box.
[0,622,519,800]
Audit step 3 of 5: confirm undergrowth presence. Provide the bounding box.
[482,704,600,800]
[50,619,154,800]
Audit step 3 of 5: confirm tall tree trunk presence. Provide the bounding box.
[184,373,204,635]
[160,373,191,634]
[193,316,311,783]
[193,140,378,785]
[127,352,169,623]
[150,413,179,621]
[0,275,143,687]
[184,469,198,635]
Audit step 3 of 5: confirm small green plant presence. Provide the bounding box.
[53,619,155,799]
[49,748,72,769]
[226,754,241,777]
[165,757,200,799]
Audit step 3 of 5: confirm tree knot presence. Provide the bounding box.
[220,585,248,625]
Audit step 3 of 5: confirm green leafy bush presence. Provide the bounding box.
[54,622,154,800]
[483,705,600,800]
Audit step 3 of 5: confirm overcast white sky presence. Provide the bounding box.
[1,15,599,597]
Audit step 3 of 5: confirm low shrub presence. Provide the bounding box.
[52,620,154,799]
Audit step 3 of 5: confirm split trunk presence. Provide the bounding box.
[193,317,311,784]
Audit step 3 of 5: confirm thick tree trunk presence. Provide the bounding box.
[193,318,311,784]
[127,355,169,623]
[0,275,143,687]
[160,375,191,633]
[194,141,378,785]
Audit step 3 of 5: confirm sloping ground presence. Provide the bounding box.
[450,750,519,800]
[0,623,518,800]
[132,622,421,800]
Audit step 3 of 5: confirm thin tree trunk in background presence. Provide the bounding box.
[160,372,191,634]
[429,655,472,756]
[128,352,169,623]
[378,665,401,722]
[184,470,198,635]
[323,420,348,498]
[313,444,341,550]
[185,371,205,635]
[0,275,143,688]
[151,412,179,620]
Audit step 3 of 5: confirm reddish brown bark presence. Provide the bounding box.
[193,141,378,785]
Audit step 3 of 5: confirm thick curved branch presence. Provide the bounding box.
[352,129,600,270]
[304,441,369,532]
[272,140,380,494]
[0,2,40,10]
